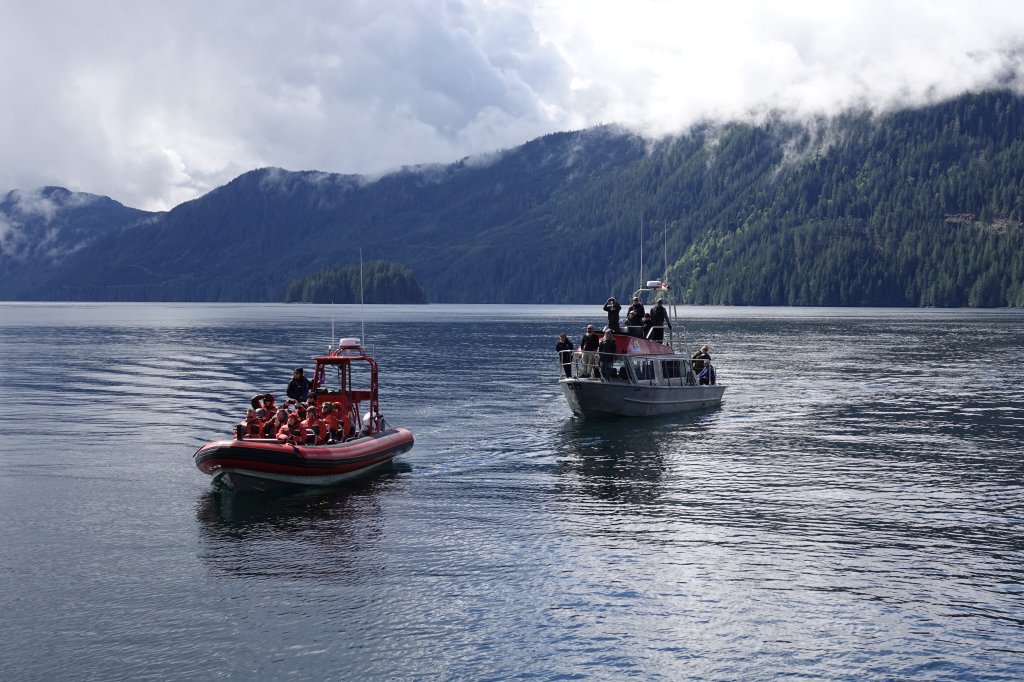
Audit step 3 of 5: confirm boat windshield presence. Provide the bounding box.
[314,359,373,394]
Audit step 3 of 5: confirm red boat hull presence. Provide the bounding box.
[194,427,414,491]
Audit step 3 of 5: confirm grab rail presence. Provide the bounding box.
[559,351,703,386]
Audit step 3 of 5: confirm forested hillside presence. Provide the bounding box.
[667,93,1024,306]
[6,90,1023,306]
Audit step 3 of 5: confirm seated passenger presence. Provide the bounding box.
[301,406,324,444]
[692,345,716,385]
[251,409,267,437]
[262,408,288,438]
[261,393,276,414]
[321,402,342,442]
[237,408,262,439]
[277,413,304,444]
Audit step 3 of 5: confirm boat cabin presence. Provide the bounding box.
[566,333,700,386]
[309,338,383,436]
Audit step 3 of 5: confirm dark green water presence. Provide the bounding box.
[1,303,1022,680]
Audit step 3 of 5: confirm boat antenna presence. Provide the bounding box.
[331,300,335,351]
[359,248,366,346]
[639,216,644,288]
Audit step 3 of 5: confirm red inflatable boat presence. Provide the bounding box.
[194,338,414,492]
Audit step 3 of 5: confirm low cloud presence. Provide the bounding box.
[0,0,1021,211]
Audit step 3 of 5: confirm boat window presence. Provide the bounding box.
[348,361,373,395]
[662,360,682,379]
[319,363,345,393]
[631,358,655,381]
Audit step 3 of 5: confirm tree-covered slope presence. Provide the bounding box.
[669,91,1024,306]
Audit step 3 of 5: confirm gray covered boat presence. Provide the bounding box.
[559,280,725,418]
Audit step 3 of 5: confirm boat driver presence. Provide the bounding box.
[287,367,312,402]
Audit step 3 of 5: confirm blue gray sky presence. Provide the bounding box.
[2,0,1023,211]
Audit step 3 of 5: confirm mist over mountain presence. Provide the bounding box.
[0,187,156,297]
[2,90,1022,306]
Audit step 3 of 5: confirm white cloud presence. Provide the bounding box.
[0,0,1022,211]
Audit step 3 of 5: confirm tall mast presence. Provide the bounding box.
[639,216,644,286]
[359,248,365,345]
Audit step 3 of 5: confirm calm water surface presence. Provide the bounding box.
[0,303,1022,680]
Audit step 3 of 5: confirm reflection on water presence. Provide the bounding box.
[194,471,405,581]
[552,409,721,505]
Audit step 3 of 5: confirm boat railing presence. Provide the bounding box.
[620,324,670,343]
[562,351,700,386]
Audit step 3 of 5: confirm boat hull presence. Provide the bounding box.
[194,427,414,491]
[561,379,724,418]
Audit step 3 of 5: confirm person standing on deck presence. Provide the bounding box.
[603,297,622,332]
[642,313,654,340]
[597,329,617,379]
[649,299,672,342]
[287,367,312,402]
[625,296,645,336]
[556,333,574,378]
[579,325,600,377]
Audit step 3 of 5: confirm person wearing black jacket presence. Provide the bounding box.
[597,329,617,379]
[692,345,715,385]
[287,367,312,402]
[642,313,654,340]
[579,325,600,377]
[555,333,574,378]
[649,299,672,342]
[603,297,622,332]
[625,296,645,336]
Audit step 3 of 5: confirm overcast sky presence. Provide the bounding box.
[2,1,1023,211]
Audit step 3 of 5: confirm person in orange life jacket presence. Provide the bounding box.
[301,405,325,444]
[555,333,574,378]
[262,408,288,438]
[320,402,341,442]
[277,412,304,444]
[337,402,355,440]
[649,299,671,342]
[252,408,268,437]
[237,408,261,439]
[287,368,312,402]
[261,393,277,415]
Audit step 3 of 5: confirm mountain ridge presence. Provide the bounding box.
[2,91,1022,306]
